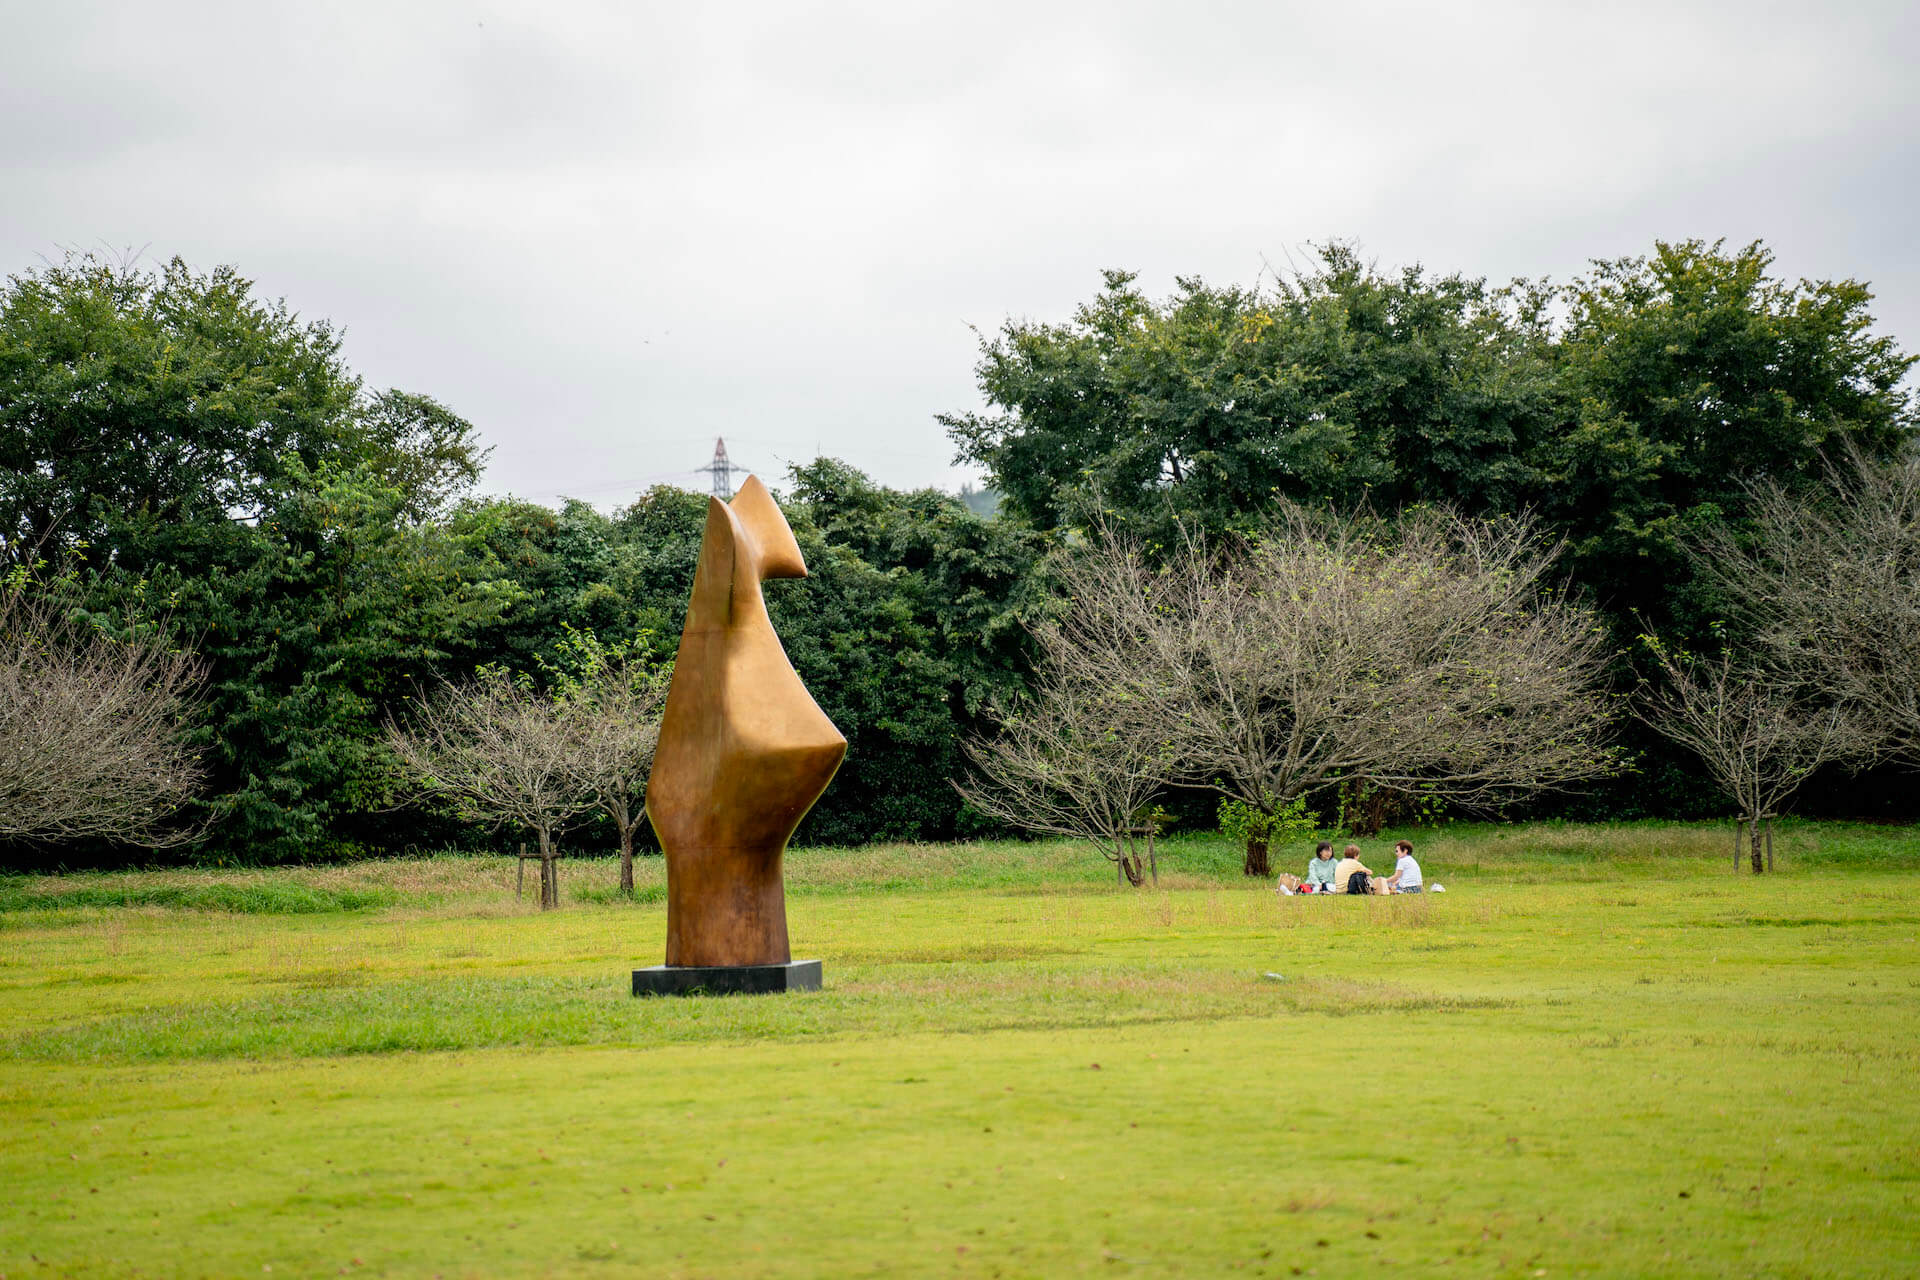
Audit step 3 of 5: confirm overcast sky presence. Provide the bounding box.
[4,1,1915,506]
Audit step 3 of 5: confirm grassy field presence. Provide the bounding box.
[2,820,1917,1277]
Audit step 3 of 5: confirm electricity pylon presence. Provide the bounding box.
[695,437,737,501]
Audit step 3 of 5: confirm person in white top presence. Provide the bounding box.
[1386,839,1423,893]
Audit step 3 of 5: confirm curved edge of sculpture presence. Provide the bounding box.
[643,475,847,969]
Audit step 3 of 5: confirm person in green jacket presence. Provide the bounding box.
[1303,841,1338,891]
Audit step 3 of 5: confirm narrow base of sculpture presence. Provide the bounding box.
[631,959,822,997]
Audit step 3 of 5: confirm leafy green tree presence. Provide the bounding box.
[942,248,1561,540]
[782,458,1050,722]
[458,464,1049,847]
[764,531,956,843]
[773,460,1050,842]
[0,253,360,564]
[1545,240,1915,629]
[607,485,712,637]
[141,462,517,860]
[463,461,1047,848]
[943,269,1149,531]
[0,251,510,860]
[450,489,705,687]
[944,240,1917,821]
[1531,241,1915,813]
[1267,248,1560,516]
[357,390,491,523]
[944,240,1914,617]
[454,498,617,676]
[0,251,490,565]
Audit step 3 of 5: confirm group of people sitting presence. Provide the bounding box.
[1279,840,1423,895]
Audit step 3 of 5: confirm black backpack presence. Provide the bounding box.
[1346,870,1371,895]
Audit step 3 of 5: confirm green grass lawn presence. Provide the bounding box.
[2,820,1917,1277]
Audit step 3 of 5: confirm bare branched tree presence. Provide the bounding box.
[0,586,203,847]
[1109,507,1618,873]
[1634,642,1865,872]
[386,670,594,903]
[958,557,1174,885]
[1696,449,1920,768]
[963,507,1619,880]
[1300,509,1621,809]
[570,655,672,896]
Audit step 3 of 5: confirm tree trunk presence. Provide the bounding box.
[1750,817,1766,874]
[537,827,557,909]
[1243,838,1270,878]
[619,820,635,897]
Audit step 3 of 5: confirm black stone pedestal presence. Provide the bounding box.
[631,959,822,997]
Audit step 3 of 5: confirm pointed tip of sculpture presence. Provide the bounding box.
[730,474,808,579]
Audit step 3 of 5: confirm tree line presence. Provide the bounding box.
[945,239,1918,834]
[0,240,1914,869]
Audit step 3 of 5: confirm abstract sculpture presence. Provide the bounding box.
[634,475,845,994]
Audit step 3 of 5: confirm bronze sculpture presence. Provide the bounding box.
[639,475,845,987]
